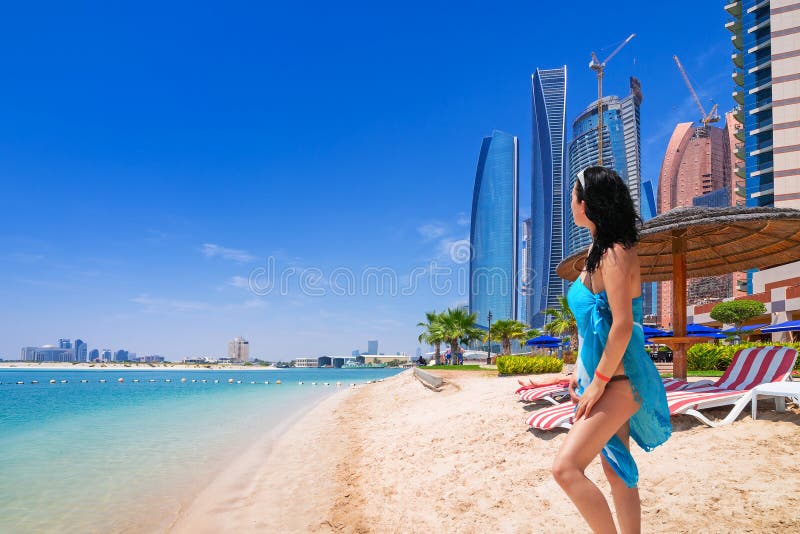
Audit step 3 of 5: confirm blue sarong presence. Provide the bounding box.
[567,276,672,488]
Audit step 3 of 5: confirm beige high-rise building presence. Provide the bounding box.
[724,110,749,298]
[228,337,250,363]
[771,0,800,208]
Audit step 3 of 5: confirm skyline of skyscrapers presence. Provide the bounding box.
[469,130,519,327]
[529,66,567,328]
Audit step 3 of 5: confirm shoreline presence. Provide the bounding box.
[169,369,799,532]
[167,383,347,532]
[169,371,407,533]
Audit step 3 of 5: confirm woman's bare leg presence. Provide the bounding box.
[552,381,640,533]
[601,422,641,534]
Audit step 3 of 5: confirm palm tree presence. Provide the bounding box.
[438,307,482,364]
[543,295,578,355]
[487,319,529,355]
[417,311,445,365]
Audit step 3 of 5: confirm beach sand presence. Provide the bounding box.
[171,369,800,533]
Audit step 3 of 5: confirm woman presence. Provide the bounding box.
[552,166,672,533]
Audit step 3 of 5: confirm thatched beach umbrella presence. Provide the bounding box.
[557,205,800,379]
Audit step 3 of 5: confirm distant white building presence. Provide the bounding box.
[293,358,319,368]
[21,345,75,362]
[228,337,250,363]
[183,356,215,364]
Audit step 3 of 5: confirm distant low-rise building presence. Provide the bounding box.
[135,354,165,363]
[21,345,75,362]
[360,354,410,364]
[183,357,215,364]
[293,358,319,368]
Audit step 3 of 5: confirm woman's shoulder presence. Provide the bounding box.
[600,242,638,265]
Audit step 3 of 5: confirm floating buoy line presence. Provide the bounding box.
[3,377,364,387]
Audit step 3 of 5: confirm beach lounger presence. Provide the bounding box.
[518,378,692,405]
[526,346,798,431]
[517,383,571,404]
[524,379,694,430]
[665,346,797,427]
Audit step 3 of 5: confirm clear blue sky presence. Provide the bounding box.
[1,1,733,360]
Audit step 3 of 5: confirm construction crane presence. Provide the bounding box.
[673,55,720,127]
[589,33,636,165]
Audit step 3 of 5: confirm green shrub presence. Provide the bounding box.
[497,355,563,375]
[687,341,800,372]
[562,351,577,365]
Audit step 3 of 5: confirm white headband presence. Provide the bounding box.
[577,168,586,190]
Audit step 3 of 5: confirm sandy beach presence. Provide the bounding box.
[170,369,800,533]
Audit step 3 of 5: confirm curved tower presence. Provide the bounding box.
[469,130,519,327]
[530,66,567,328]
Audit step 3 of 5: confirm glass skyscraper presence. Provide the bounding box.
[640,179,658,322]
[567,77,643,256]
[530,66,567,329]
[469,130,519,328]
[519,217,532,325]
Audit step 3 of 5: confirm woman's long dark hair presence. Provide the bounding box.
[575,166,642,273]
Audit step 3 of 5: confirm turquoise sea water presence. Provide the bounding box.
[0,367,403,533]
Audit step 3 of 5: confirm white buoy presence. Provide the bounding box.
[312,381,317,386]
[228,378,234,383]
[99,379,106,383]
[324,382,330,386]
[17,381,25,385]
[250,381,256,384]
[81,379,88,383]
[201,379,207,383]
[118,378,124,383]
[149,379,156,383]
[264,380,270,384]
[299,381,304,385]
[133,379,140,383]
[276,380,281,384]
[165,379,172,383]
[49,379,56,384]
[180,378,187,383]
[31,380,39,384]
[336,381,342,387]
[236,380,242,384]
[214,379,219,384]
[191,379,197,383]
[61,379,68,384]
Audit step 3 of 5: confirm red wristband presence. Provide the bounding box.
[595,370,611,383]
